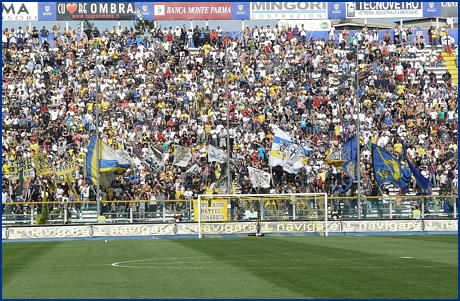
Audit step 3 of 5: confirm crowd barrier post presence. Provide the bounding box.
[129,207,133,223]
[64,202,67,224]
[421,202,425,219]
[162,203,166,222]
[30,204,34,225]
[389,201,393,219]
[293,203,296,220]
[454,202,457,219]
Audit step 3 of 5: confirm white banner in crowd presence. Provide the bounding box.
[173,145,192,167]
[208,144,228,164]
[248,167,272,188]
[2,2,38,21]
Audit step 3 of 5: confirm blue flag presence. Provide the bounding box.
[341,137,358,162]
[336,137,359,193]
[400,139,432,195]
[372,144,411,189]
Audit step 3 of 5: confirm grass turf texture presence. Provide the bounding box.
[2,235,458,299]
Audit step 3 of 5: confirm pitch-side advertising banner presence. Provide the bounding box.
[153,2,233,20]
[250,2,328,20]
[2,2,38,21]
[345,2,424,18]
[3,220,457,240]
[56,2,135,20]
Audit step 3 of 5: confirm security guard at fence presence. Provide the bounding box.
[97,212,107,224]
[412,206,422,219]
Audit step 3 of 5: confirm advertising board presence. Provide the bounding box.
[345,2,424,18]
[153,2,233,20]
[250,2,328,20]
[2,2,38,21]
[38,3,57,21]
[56,2,136,20]
[440,2,458,18]
[2,220,457,240]
[327,2,346,19]
[134,2,154,20]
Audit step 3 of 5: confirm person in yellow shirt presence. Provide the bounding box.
[203,42,211,54]
[2,162,10,175]
[393,141,403,154]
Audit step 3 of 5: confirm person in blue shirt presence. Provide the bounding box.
[133,90,141,103]
[135,34,144,47]
[40,26,49,44]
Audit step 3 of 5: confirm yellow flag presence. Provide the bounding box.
[32,154,51,176]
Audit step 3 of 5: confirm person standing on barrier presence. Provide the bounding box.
[394,194,404,218]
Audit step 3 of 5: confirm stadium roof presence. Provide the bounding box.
[331,19,394,30]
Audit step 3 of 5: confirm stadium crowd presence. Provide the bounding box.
[1,22,458,216]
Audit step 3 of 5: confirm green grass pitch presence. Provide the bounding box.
[2,235,458,299]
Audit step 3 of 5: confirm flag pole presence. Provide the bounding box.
[356,54,362,219]
[95,67,101,214]
[225,44,232,193]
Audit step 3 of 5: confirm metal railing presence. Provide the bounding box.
[1,195,457,226]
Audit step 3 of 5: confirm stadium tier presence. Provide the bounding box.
[1,18,458,226]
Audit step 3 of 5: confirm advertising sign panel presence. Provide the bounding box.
[232,2,250,20]
[2,220,457,240]
[328,2,346,19]
[250,2,328,20]
[38,3,57,21]
[134,2,154,20]
[440,2,458,18]
[423,2,441,18]
[153,2,233,20]
[2,2,38,21]
[345,2,424,18]
[56,2,135,20]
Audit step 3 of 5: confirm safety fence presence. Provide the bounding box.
[2,195,457,226]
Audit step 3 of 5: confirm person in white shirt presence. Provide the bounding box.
[329,25,335,42]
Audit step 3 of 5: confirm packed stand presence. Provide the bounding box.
[1,22,458,218]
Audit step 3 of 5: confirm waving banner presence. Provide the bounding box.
[248,167,271,188]
[186,164,202,176]
[208,144,228,164]
[8,158,33,180]
[32,154,51,176]
[54,160,77,183]
[142,146,164,174]
[269,128,311,174]
[173,145,192,167]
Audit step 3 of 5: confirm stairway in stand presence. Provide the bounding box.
[441,50,458,86]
